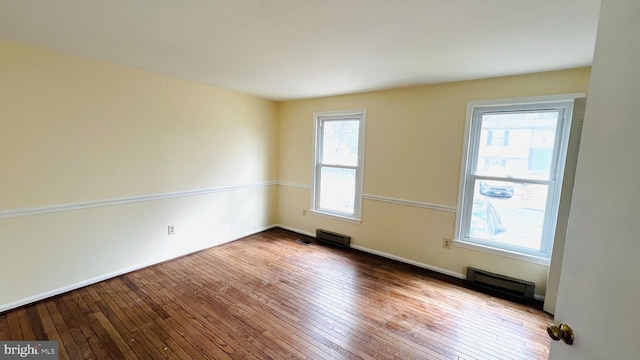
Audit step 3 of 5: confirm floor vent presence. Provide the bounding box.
[316,229,350,249]
[466,267,535,300]
[295,239,313,245]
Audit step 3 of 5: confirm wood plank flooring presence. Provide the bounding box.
[0,228,553,359]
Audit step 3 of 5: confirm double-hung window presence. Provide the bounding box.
[312,110,366,221]
[455,95,581,262]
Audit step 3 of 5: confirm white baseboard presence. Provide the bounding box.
[0,224,278,313]
[274,224,465,279]
[236,224,279,239]
[273,224,545,300]
[353,244,546,300]
[1,262,167,313]
[349,244,466,279]
[275,224,315,237]
[352,244,546,300]
[2,223,543,313]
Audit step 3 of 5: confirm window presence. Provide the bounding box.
[312,110,366,221]
[455,95,580,261]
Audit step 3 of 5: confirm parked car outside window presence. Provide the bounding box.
[479,179,514,198]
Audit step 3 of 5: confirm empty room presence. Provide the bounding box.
[2,0,639,359]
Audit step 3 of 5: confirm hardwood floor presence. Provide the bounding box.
[0,228,552,359]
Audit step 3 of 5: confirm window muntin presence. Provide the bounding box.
[456,99,575,260]
[313,110,365,220]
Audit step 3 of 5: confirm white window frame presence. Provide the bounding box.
[312,109,366,222]
[454,94,584,263]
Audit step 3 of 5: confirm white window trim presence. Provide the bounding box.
[454,94,585,263]
[311,109,366,222]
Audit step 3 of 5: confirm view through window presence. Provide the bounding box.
[456,98,577,260]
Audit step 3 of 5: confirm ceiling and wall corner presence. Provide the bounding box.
[0,0,601,100]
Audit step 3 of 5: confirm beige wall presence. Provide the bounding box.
[277,68,591,297]
[0,40,278,310]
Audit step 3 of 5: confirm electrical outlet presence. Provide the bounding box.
[302,209,308,216]
[168,225,176,235]
[443,238,452,249]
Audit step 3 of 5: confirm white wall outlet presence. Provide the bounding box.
[168,225,176,235]
[443,238,452,249]
[302,209,308,216]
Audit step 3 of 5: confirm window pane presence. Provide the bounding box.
[322,120,360,166]
[319,167,356,214]
[476,112,559,180]
[470,180,548,251]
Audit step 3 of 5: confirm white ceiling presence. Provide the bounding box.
[0,0,601,100]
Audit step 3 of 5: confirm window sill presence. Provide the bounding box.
[309,209,362,224]
[453,239,550,266]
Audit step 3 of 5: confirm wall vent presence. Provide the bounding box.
[316,229,350,249]
[466,267,535,299]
